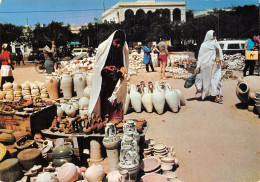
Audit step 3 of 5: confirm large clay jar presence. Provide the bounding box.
[130,84,142,113]
[60,72,73,98]
[0,158,22,182]
[65,103,76,117]
[124,84,131,115]
[152,82,165,115]
[45,74,59,100]
[175,89,186,106]
[142,87,153,113]
[17,148,43,170]
[86,71,93,86]
[236,76,260,104]
[57,163,79,182]
[83,85,92,99]
[57,104,64,117]
[0,129,16,145]
[165,83,180,113]
[73,72,86,97]
[85,164,105,182]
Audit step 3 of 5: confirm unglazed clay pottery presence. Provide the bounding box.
[152,82,165,114]
[85,164,105,182]
[31,88,40,96]
[141,173,167,182]
[165,83,180,113]
[142,86,153,113]
[161,156,175,163]
[163,171,178,180]
[0,129,16,145]
[70,99,79,110]
[0,90,5,100]
[73,72,86,97]
[60,100,68,111]
[5,94,14,101]
[79,97,89,108]
[130,84,142,112]
[174,89,186,106]
[65,103,76,117]
[56,104,64,117]
[107,171,122,182]
[161,163,173,172]
[36,172,57,182]
[3,82,12,91]
[89,139,103,162]
[236,76,260,104]
[60,72,73,98]
[23,94,32,100]
[86,71,93,86]
[79,107,88,117]
[57,163,79,182]
[17,148,42,170]
[124,84,131,114]
[140,157,161,173]
[83,85,92,99]
[0,158,22,182]
[45,74,59,100]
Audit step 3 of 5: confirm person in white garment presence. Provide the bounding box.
[88,30,129,121]
[195,30,223,103]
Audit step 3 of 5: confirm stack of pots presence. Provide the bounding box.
[30,82,40,99]
[52,143,75,167]
[13,83,22,101]
[3,82,14,101]
[55,98,79,118]
[21,82,32,100]
[254,92,260,114]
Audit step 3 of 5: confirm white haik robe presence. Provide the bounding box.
[195,30,223,100]
[88,30,129,116]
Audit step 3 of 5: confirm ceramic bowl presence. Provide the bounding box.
[154,143,166,151]
[161,163,173,172]
[163,171,178,180]
[140,157,161,173]
[141,173,168,182]
[161,156,175,163]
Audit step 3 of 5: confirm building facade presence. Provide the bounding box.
[102,0,186,23]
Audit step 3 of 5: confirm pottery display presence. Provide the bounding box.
[163,171,178,180]
[60,100,68,111]
[85,164,105,182]
[83,85,92,99]
[0,90,5,100]
[107,171,122,182]
[79,107,88,117]
[3,82,13,91]
[89,139,103,162]
[17,148,43,170]
[165,83,180,113]
[56,104,64,117]
[140,157,161,173]
[79,96,89,108]
[140,173,168,182]
[52,143,74,167]
[142,86,153,113]
[86,71,93,86]
[0,129,16,145]
[73,72,86,97]
[60,72,73,98]
[152,82,165,114]
[45,74,59,100]
[130,84,142,113]
[0,158,22,182]
[36,172,57,182]
[161,162,173,172]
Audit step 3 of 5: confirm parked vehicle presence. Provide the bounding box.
[28,50,45,62]
[218,40,246,55]
[72,48,88,57]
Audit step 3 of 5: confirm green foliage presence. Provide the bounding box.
[0,23,24,46]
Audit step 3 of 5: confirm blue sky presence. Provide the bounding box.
[0,0,258,26]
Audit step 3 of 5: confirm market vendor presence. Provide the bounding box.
[88,30,129,121]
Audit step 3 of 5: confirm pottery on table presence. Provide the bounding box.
[161,156,175,163]
[161,162,173,171]
[60,100,68,111]
[140,173,168,182]
[0,90,5,100]
[3,82,13,91]
[107,171,122,182]
[85,164,105,182]
[52,144,74,167]
[142,87,153,113]
[140,157,161,173]
[36,172,57,182]
[17,148,43,170]
[79,97,89,108]
[130,84,142,113]
[89,140,103,162]
[152,82,165,114]
[65,103,77,117]
[86,71,93,86]
[0,158,22,182]
[57,163,79,182]
[60,72,73,98]
[83,85,92,99]
[45,74,59,100]
[56,104,64,117]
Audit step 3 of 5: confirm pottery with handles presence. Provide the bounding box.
[60,72,73,98]
[152,82,165,114]
[73,72,86,97]
[165,83,180,113]
[142,86,153,113]
[130,84,142,113]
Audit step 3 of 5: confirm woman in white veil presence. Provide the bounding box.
[195,30,223,102]
[88,30,129,120]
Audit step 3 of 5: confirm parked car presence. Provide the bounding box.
[72,48,88,57]
[28,50,44,62]
[218,40,246,55]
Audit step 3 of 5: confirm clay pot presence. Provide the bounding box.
[107,171,122,182]
[23,94,32,100]
[174,89,186,106]
[130,84,142,113]
[152,82,165,114]
[0,158,22,182]
[165,83,180,113]
[22,89,30,95]
[60,72,73,98]
[79,107,88,117]
[5,94,14,101]
[86,71,93,86]
[0,129,16,145]
[85,164,105,182]
[70,99,79,110]
[65,103,76,117]
[36,172,57,182]
[52,144,74,167]
[3,82,13,91]
[0,90,5,100]
[45,74,59,100]
[141,173,167,182]
[79,97,89,108]
[57,163,79,182]
[60,100,68,111]
[31,88,40,96]
[83,85,92,99]
[73,72,86,97]
[41,93,49,98]
[142,87,153,113]
[17,148,43,170]
[89,140,103,162]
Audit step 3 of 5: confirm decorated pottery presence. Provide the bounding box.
[130,84,142,112]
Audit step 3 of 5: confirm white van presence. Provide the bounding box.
[72,48,88,57]
[218,40,246,55]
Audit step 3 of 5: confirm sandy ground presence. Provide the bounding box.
[12,62,260,182]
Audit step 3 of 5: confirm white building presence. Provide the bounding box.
[194,8,232,18]
[102,0,186,23]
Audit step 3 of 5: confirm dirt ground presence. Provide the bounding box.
[12,62,260,182]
